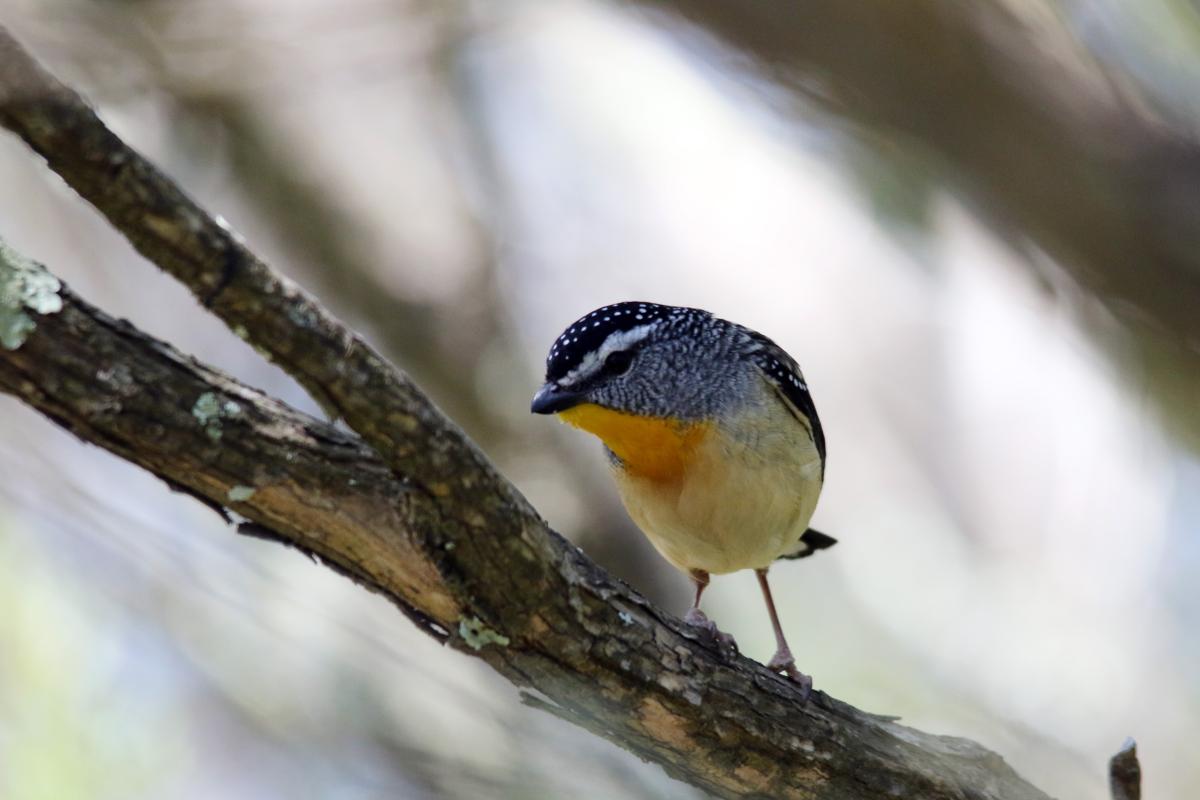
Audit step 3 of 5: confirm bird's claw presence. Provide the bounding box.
[767,647,813,701]
[683,608,739,659]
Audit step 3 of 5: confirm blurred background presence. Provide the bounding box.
[1,0,1198,797]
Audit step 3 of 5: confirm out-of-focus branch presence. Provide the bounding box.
[1108,739,1141,800]
[0,28,1060,799]
[633,0,1200,440]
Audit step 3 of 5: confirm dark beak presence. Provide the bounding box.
[531,383,584,415]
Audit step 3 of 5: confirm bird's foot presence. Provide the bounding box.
[767,647,813,702]
[683,608,738,659]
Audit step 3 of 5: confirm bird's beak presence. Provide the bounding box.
[531,383,584,415]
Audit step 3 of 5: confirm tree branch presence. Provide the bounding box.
[0,257,451,634]
[0,25,1060,799]
[1108,739,1141,800]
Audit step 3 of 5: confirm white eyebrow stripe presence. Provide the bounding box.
[558,324,655,386]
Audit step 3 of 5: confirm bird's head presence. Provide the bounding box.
[531,301,751,427]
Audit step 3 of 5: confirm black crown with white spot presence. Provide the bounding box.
[545,301,709,382]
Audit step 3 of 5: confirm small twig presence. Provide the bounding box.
[1109,738,1141,800]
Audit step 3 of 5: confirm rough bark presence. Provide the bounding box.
[0,24,1065,799]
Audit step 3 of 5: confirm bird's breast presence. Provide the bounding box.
[557,403,711,482]
[599,401,824,574]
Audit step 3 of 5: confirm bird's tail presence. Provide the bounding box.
[777,528,838,560]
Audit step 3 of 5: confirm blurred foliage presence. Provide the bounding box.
[0,525,178,800]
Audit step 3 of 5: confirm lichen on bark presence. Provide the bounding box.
[0,236,62,349]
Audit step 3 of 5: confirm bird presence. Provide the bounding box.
[531,301,834,696]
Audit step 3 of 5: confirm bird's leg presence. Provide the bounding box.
[682,569,711,626]
[755,567,813,699]
[683,569,738,657]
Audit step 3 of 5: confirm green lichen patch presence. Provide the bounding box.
[0,238,63,350]
[192,392,221,424]
[227,485,256,502]
[192,392,242,442]
[458,616,510,651]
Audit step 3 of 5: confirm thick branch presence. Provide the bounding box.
[0,268,455,631]
[0,29,1056,799]
[179,91,655,597]
[0,26,494,500]
[0,244,1055,800]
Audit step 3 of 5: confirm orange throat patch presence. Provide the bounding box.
[557,403,708,482]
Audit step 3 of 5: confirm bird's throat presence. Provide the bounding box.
[557,403,708,481]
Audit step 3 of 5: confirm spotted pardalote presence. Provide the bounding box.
[532,301,834,695]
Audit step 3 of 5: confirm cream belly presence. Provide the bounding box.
[612,403,823,575]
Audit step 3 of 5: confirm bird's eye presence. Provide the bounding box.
[604,350,634,376]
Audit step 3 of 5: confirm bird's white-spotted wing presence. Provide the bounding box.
[744,329,826,473]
